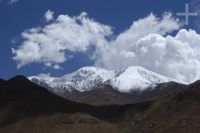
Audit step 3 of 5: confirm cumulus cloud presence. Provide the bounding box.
[44,10,54,22]
[94,13,181,69]
[12,11,200,83]
[12,12,112,69]
[94,13,200,83]
[102,29,200,83]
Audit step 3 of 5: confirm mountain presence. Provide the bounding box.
[108,66,175,92]
[29,66,184,105]
[0,79,5,86]
[0,75,153,133]
[29,66,178,94]
[0,75,200,133]
[124,80,200,133]
[65,82,186,105]
[28,66,116,94]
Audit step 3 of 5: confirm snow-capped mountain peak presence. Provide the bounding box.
[53,66,115,92]
[29,66,115,94]
[28,66,175,95]
[109,66,171,92]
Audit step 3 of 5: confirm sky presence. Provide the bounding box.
[1,0,200,83]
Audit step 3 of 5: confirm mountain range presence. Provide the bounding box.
[0,74,200,133]
[29,66,184,105]
[29,66,174,93]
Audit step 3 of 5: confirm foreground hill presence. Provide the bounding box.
[0,76,153,133]
[65,83,185,105]
[0,75,200,133]
[124,80,200,133]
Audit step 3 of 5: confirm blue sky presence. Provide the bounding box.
[0,0,199,80]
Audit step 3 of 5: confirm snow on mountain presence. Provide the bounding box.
[29,74,55,89]
[29,67,115,94]
[52,66,115,92]
[109,66,172,92]
[28,66,176,94]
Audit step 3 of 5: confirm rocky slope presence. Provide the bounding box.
[0,75,152,133]
[0,75,200,133]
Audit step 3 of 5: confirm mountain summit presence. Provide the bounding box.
[28,66,178,99]
[108,66,172,92]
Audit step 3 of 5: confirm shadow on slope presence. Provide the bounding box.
[124,80,200,133]
[0,75,153,128]
[65,82,186,105]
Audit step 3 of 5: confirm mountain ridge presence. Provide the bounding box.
[28,66,186,105]
[0,75,200,133]
[28,66,179,95]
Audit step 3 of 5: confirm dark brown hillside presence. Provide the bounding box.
[0,75,152,133]
[0,79,5,86]
[124,80,200,133]
[66,82,186,106]
[0,75,200,133]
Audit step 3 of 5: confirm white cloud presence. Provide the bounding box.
[93,13,200,83]
[44,62,63,70]
[94,13,181,69]
[44,10,54,22]
[12,12,112,69]
[8,0,18,4]
[95,28,200,83]
[13,11,200,83]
